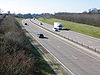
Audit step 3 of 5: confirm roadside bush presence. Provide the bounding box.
[0,15,43,75]
[0,51,41,75]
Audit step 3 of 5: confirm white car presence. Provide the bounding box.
[39,22,43,25]
[53,28,59,31]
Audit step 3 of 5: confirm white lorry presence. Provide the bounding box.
[53,22,62,31]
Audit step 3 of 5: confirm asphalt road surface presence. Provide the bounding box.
[31,19,100,52]
[22,19,100,75]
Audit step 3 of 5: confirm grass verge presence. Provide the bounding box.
[16,18,24,22]
[38,18,100,38]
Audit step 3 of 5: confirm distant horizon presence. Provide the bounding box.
[1,8,100,15]
[1,11,89,14]
[0,0,100,14]
[1,8,100,14]
[1,8,89,14]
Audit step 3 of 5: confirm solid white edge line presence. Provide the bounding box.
[29,19,100,61]
[29,33,75,75]
[23,19,75,75]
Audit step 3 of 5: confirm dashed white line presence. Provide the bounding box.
[29,19,100,61]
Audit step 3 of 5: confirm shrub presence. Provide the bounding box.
[0,15,43,75]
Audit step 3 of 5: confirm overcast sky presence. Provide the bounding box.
[0,0,100,14]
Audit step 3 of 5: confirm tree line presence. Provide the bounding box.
[41,8,100,27]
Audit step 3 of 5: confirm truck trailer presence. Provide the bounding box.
[53,22,62,30]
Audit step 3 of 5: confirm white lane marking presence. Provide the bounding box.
[22,20,75,75]
[29,19,100,62]
[54,35,100,61]
[72,55,78,60]
[57,46,61,48]
[30,32,75,75]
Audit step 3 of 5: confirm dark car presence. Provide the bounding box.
[25,23,27,25]
[37,33,44,38]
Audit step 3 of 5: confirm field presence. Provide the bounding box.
[38,18,100,38]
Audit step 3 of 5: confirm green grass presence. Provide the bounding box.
[16,18,23,22]
[30,41,55,75]
[38,18,100,38]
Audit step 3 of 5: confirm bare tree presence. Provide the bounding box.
[88,8,98,14]
[0,9,3,14]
